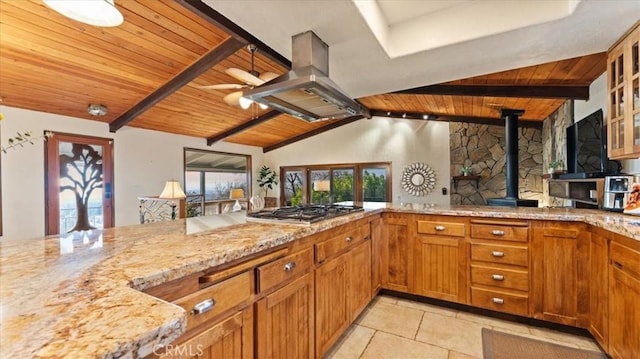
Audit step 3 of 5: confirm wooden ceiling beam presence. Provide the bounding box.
[176,0,292,69]
[263,115,365,153]
[393,84,590,100]
[207,110,282,145]
[368,109,542,128]
[109,37,244,132]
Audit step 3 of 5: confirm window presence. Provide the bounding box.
[184,149,251,215]
[280,162,391,206]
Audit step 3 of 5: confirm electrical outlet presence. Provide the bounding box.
[442,187,447,195]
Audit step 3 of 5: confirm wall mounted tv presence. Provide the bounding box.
[564,109,607,178]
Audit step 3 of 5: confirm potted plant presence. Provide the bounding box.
[548,160,564,178]
[256,165,279,208]
[460,165,472,176]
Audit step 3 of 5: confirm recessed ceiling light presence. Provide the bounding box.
[87,104,108,116]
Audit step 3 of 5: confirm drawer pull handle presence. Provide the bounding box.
[491,230,505,236]
[434,225,446,231]
[345,236,353,242]
[491,251,505,258]
[191,298,216,316]
[283,261,297,272]
[492,274,505,281]
[492,297,504,305]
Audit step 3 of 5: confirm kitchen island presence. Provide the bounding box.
[0,204,638,358]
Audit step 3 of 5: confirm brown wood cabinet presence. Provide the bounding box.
[609,238,640,359]
[370,215,383,296]
[469,218,530,316]
[255,273,315,359]
[607,21,640,159]
[315,221,372,358]
[531,221,590,327]
[381,213,413,292]
[589,227,610,351]
[414,216,468,303]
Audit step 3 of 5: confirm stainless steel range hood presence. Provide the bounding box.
[243,31,370,122]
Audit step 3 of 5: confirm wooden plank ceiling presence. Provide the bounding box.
[0,0,606,152]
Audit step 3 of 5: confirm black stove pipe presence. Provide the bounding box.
[503,109,523,199]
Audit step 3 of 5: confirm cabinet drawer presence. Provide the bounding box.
[610,241,640,279]
[471,287,529,316]
[174,271,252,332]
[471,224,528,242]
[470,264,529,292]
[316,225,367,263]
[257,248,314,293]
[417,220,465,237]
[471,243,529,267]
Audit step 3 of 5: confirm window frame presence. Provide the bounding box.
[279,162,392,206]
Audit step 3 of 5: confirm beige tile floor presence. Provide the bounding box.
[325,295,604,359]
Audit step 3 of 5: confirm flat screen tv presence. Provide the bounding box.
[566,109,607,176]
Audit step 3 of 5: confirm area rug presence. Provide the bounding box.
[481,328,607,359]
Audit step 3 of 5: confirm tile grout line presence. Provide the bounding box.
[357,328,378,359]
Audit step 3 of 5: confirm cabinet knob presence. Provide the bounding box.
[283,261,297,272]
[491,274,505,281]
[491,229,505,236]
[434,225,446,232]
[491,251,505,258]
[190,298,216,315]
[491,297,504,305]
[345,236,353,242]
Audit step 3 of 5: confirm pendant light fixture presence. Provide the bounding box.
[43,0,124,27]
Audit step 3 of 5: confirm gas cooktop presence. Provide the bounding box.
[246,204,364,224]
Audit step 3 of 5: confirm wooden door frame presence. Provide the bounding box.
[44,132,114,235]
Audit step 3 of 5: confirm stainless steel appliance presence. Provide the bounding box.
[604,175,640,212]
[246,204,364,224]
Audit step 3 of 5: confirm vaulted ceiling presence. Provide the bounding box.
[0,0,631,152]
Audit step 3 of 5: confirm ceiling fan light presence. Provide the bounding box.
[258,103,269,110]
[239,96,253,110]
[43,0,124,27]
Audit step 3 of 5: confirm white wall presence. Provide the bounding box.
[264,117,451,205]
[574,73,640,173]
[0,106,264,240]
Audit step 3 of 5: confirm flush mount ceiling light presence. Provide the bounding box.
[43,0,124,27]
[87,104,108,116]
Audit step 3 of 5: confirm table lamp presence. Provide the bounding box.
[230,188,245,212]
[314,180,330,204]
[159,180,186,220]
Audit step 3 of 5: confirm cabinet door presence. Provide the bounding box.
[315,253,349,357]
[255,273,314,359]
[589,230,609,351]
[415,235,466,303]
[159,309,253,359]
[349,239,372,321]
[609,265,640,359]
[381,214,413,292]
[531,222,589,327]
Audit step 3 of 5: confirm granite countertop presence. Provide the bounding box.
[1,205,638,358]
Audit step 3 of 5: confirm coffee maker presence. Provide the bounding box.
[603,175,640,212]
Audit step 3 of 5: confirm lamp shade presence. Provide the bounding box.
[159,180,186,200]
[314,180,330,192]
[238,96,253,110]
[43,0,124,27]
[229,188,245,200]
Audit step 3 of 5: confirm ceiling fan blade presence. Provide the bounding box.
[259,72,279,83]
[223,91,243,106]
[226,68,264,86]
[197,84,245,90]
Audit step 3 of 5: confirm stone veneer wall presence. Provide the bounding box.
[449,123,543,205]
[542,101,572,207]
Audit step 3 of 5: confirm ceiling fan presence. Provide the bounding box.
[199,44,278,110]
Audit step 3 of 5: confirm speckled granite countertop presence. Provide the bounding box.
[1,205,638,358]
